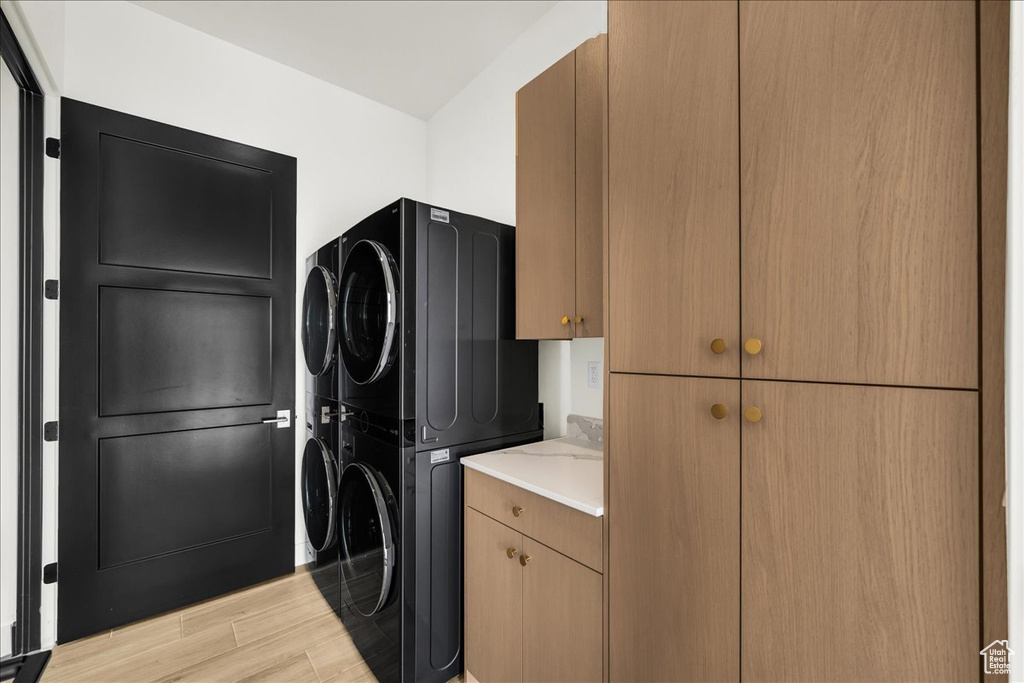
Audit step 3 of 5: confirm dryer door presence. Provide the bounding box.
[301,265,337,376]
[338,240,398,385]
[301,437,337,552]
[337,461,396,616]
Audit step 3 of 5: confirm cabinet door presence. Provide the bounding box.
[574,34,606,339]
[742,381,978,681]
[609,1,739,376]
[516,52,576,340]
[740,1,977,388]
[522,539,602,683]
[609,374,739,681]
[465,508,523,682]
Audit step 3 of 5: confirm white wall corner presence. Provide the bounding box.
[1,0,65,95]
[0,620,12,659]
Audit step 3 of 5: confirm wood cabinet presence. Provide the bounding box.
[516,35,606,340]
[465,481,602,682]
[740,0,977,388]
[742,381,979,681]
[608,374,739,682]
[605,0,1005,680]
[465,467,602,572]
[465,508,523,683]
[608,0,739,376]
[522,538,602,683]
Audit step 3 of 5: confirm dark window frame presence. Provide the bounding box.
[1,6,45,656]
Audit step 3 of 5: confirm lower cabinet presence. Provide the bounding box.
[741,381,978,681]
[609,373,980,681]
[465,505,602,682]
[465,508,523,683]
[522,538,603,683]
[608,374,740,681]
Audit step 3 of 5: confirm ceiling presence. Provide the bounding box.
[130,0,557,120]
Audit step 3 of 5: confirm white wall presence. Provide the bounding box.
[10,0,64,92]
[0,56,21,661]
[1007,1,1023,678]
[3,0,63,651]
[9,0,429,648]
[426,0,607,438]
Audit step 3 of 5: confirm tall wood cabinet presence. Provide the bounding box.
[516,35,606,340]
[607,0,1006,680]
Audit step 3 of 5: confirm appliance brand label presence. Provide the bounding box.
[430,207,450,223]
[430,448,450,464]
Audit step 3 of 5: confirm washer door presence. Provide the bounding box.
[338,240,398,385]
[338,462,396,616]
[301,265,337,376]
[301,438,337,552]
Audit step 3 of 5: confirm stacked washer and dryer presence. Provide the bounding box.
[300,199,542,682]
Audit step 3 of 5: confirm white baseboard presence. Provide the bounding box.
[294,541,313,567]
[0,619,12,660]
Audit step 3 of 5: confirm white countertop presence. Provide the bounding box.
[461,436,604,517]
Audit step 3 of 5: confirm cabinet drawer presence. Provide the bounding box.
[465,468,603,572]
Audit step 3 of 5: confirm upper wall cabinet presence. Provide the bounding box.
[516,35,606,340]
[609,1,739,375]
[740,0,977,388]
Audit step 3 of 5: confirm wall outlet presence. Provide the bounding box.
[587,361,602,389]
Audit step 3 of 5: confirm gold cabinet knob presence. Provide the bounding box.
[506,547,518,559]
[512,505,524,518]
[519,554,532,566]
[575,315,584,324]
[744,338,763,355]
[744,406,763,423]
[710,404,729,420]
[710,338,727,355]
[561,316,570,325]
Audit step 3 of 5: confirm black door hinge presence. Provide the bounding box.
[44,279,59,300]
[43,421,58,442]
[43,563,57,584]
[45,138,60,159]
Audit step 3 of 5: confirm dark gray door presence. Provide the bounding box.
[58,98,296,642]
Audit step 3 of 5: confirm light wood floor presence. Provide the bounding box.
[42,566,394,683]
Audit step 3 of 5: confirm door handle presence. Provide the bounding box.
[262,409,292,429]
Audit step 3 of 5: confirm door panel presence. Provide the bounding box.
[98,287,272,415]
[464,508,523,682]
[59,98,296,642]
[97,133,274,278]
[522,538,602,683]
[609,374,739,681]
[97,424,273,568]
[609,0,739,376]
[740,1,977,388]
[742,381,978,681]
[516,51,576,340]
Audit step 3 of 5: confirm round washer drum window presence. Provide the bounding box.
[301,266,337,376]
[337,462,395,617]
[338,240,398,385]
[301,438,337,553]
